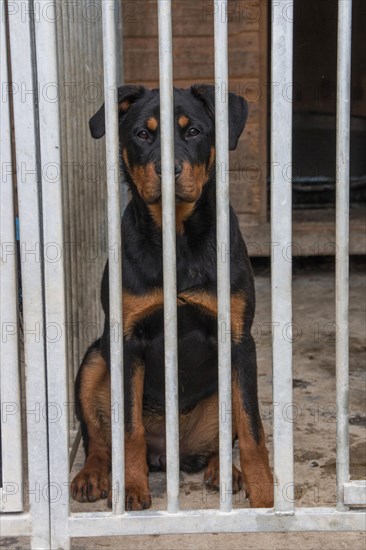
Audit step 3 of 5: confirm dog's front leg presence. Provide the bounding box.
[232,336,274,508]
[123,354,151,511]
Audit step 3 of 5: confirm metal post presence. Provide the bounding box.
[158,0,180,514]
[214,0,233,513]
[33,1,70,547]
[0,0,23,514]
[116,0,129,212]
[335,0,352,512]
[271,0,294,513]
[6,1,51,546]
[102,0,125,515]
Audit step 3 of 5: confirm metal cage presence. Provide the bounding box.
[1,1,365,548]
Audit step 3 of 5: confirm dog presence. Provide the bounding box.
[71,84,274,510]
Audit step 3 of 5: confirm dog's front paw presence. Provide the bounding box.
[71,467,110,502]
[124,480,152,511]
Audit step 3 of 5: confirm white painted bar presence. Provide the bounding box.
[102,0,125,515]
[69,507,366,537]
[343,481,366,506]
[33,3,70,547]
[55,0,74,428]
[6,2,51,546]
[0,0,23,513]
[63,2,81,377]
[116,0,129,212]
[271,0,294,513]
[335,0,352,512]
[158,0,180,514]
[214,0,233,513]
[0,513,32,537]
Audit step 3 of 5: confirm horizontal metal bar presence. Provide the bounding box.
[0,513,32,537]
[214,0,233,513]
[69,508,366,537]
[271,0,294,513]
[335,0,352,512]
[343,481,366,506]
[158,0,180,514]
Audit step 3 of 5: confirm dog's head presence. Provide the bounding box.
[89,84,248,210]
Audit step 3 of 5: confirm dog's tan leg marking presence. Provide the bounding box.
[124,362,151,511]
[232,375,274,507]
[71,350,111,502]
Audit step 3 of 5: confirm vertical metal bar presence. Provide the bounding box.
[158,0,180,514]
[116,0,124,86]
[102,0,125,515]
[68,3,82,370]
[84,0,99,350]
[74,3,87,358]
[117,0,129,212]
[214,0,232,513]
[33,2,70,547]
[0,0,23,513]
[87,2,105,333]
[336,0,352,512]
[81,1,92,354]
[271,0,294,513]
[6,1,51,546]
[55,0,76,431]
[78,5,96,356]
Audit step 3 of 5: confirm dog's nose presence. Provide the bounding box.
[156,162,182,178]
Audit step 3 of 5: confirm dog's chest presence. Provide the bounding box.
[136,298,219,412]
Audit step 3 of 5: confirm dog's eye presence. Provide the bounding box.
[187,128,200,137]
[137,130,149,140]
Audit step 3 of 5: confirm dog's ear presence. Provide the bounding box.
[89,85,146,139]
[191,84,248,150]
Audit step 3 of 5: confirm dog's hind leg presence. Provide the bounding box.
[71,344,111,502]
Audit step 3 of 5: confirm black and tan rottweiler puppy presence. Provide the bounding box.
[71,84,274,510]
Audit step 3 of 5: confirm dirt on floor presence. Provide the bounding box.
[3,258,365,549]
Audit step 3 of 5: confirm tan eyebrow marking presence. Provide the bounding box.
[146,117,158,131]
[178,115,190,128]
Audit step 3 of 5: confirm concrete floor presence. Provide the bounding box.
[3,258,365,549]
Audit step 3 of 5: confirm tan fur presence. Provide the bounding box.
[119,100,131,113]
[147,202,196,234]
[146,117,158,131]
[123,288,245,343]
[179,290,246,343]
[232,374,274,507]
[131,162,160,203]
[143,393,226,460]
[125,362,151,510]
[147,150,215,228]
[204,452,244,493]
[178,114,190,128]
[123,288,165,339]
[79,351,111,446]
[122,148,161,204]
[230,292,246,343]
[122,146,216,234]
[72,351,111,502]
